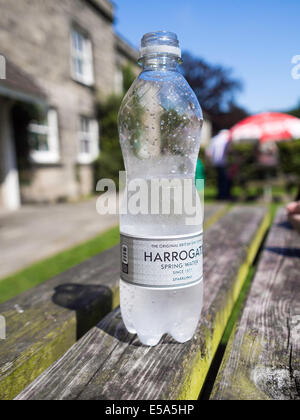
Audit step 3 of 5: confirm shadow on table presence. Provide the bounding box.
[53,284,191,347]
[52,283,113,339]
[277,221,293,230]
[266,247,300,258]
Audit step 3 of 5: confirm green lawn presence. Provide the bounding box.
[205,184,298,203]
[0,226,120,304]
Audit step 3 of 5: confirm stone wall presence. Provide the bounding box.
[20,166,70,204]
[0,0,119,203]
[115,34,139,71]
[77,165,95,197]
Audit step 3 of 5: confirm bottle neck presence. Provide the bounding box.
[141,54,180,72]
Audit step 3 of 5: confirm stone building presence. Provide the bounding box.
[0,0,138,211]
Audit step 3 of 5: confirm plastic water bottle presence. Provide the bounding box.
[118,31,203,346]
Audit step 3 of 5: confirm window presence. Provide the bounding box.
[78,116,99,164]
[28,109,60,164]
[71,27,94,86]
[114,66,124,94]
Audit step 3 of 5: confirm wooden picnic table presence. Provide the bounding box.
[0,204,226,400]
[1,204,299,400]
[211,208,300,400]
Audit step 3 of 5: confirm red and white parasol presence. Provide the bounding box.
[230,112,300,143]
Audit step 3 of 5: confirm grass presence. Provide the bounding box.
[205,185,258,202]
[204,186,218,202]
[205,184,298,203]
[0,226,120,304]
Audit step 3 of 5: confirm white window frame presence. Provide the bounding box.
[29,109,60,164]
[114,66,124,94]
[71,27,94,86]
[77,116,99,165]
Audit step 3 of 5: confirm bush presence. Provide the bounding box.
[198,149,217,187]
[278,139,300,177]
[94,65,136,190]
[200,143,260,190]
[201,139,300,199]
[94,94,124,189]
[227,142,258,187]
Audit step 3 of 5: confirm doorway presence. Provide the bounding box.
[0,99,21,211]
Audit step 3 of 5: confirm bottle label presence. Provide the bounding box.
[120,232,203,289]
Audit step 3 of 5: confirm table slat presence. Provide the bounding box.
[211,208,300,400]
[16,206,270,400]
[0,204,226,400]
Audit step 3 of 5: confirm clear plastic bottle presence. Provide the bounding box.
[118,31,203,346]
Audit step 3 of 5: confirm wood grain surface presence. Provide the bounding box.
[16,206,269,400]
[0,204,225,400]
[211,208,300,400]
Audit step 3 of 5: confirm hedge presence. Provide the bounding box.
[94,94,124,190]
[227,142,258,187]
[277,139,300,177]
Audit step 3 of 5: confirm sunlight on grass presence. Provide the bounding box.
[0,226,120,304]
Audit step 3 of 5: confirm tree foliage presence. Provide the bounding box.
[181,51,242,116]
[94,65,136,189]
[181,52,248,132]
[287,99,300,119]
[122,64,137,93]
[94,55,248,189]
[278,139,300,177]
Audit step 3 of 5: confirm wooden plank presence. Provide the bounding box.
[203,204,228,230]
[0,246,120,401]
[16,206,270,400]
[0,204,225,400]
[211,208,300,400]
